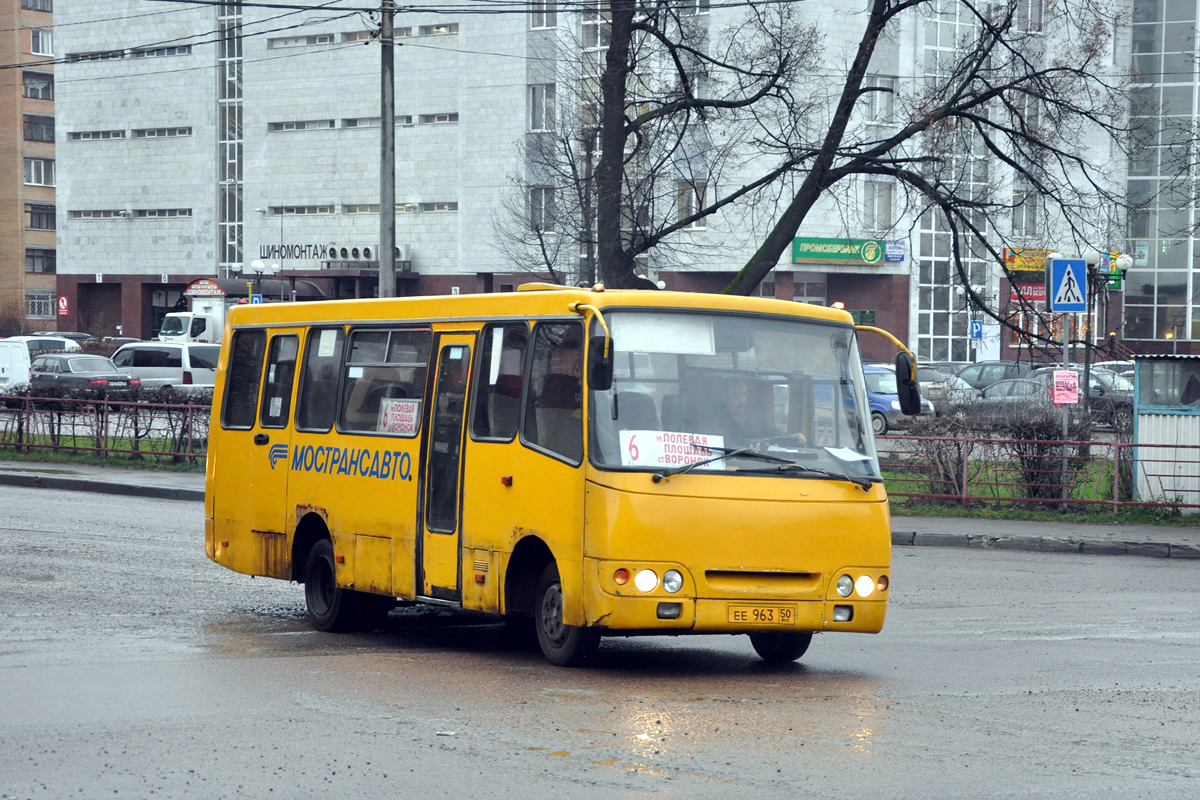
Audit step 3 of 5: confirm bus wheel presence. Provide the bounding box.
[749,632,813,663]
[304,539,358,632]
[534,563,600,667]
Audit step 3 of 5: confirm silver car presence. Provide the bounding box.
[110,342,220,389]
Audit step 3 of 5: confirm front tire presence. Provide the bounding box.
[304,539,359,632]
[534,562,600,666]
[749,632,813,663]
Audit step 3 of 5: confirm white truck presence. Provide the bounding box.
[157,296,229,343]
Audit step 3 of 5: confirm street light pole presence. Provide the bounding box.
[378,0,396,298]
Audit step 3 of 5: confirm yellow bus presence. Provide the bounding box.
[205,284,920,666]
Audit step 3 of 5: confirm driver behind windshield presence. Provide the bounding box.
[704,378,805,449]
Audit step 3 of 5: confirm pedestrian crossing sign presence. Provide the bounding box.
[1046,258,1087,312]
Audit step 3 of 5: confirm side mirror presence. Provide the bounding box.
[587,334,614,391]
[895,351,922,415]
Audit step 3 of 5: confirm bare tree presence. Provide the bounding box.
[721,0,1138,353]
[496,0,820,288]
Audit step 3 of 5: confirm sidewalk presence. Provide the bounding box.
[1,459,1196,559]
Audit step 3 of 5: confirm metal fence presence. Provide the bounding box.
[879,433,1200,514]
[0,394,209,468]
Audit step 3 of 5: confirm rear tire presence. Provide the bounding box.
[534,563,600,666]
[871,411,888,436]
[304,539,359,632]
[749,632,813,663]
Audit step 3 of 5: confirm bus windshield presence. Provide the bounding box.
[589,310,880,480]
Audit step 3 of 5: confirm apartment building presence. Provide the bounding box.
[1,0,55,334]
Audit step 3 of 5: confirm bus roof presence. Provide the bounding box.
[224,286,856,330]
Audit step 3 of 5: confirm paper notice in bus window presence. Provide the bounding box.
[618,430,724,468]
[378,398,421,435]
[318,329,337,358]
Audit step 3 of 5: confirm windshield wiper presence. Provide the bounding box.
[651,446,794,483]
[746,462,875,492]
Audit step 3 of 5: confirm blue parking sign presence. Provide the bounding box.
[250,294,263,305]
[969,320,983,340]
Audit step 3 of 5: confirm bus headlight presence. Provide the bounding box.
[836,574,854,597]
[855,575,875,598]
[633,569,659,593]
[662,570,683,594]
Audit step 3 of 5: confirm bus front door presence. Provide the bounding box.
[419,334,474,601]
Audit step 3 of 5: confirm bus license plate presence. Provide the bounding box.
[727,605,796,625]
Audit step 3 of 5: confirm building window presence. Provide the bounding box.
[677,180,708,229]
[130,45,192,57]
[26,249,56,274]
[268,120,335,132]
[69,130,125,141]
[136,209,193,218]
[342,31,372,42]
[1015,0,1044,32]
[23,71,53,100]
[864,181,894,230]
[344,204,380,214]
[66,49,125,62]
[1011,190,1039,237]
[531,1,557,28]
[30,28,52,56]
[267,34,333,48]
[864,75,896,124]
[420,202,459,212]
[529,84,556,131]
[530,187,556,232]
[132,127,191,138]
[419,23,458,35]
[27,291,55,319]
[793,274,826,305]
[24,115,54,143]
[681,0,710,14]
[397,114,414,126]
[24,158,54,186]
[26,204,55,230]
[69,210,127,219]
[419,113,458,124]
[270,205,335,215]
[21,0,53,11]
[343,117,381,128]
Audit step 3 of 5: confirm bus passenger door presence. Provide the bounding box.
[419,334,475,601]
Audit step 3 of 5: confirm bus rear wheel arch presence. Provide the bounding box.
[534,562,600,667]
[748,631,813,663]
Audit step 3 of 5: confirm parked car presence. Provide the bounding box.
[29,354,141,399]
[925,360,973,378]
[863,365,934,435]
[871,363,954,409]
[31,330,98,345]
[955,360,1036,390]
[1092,360,1134,379]
[1030,367,1134,432]
[2,335,83,356]
[110,342,220,389]
[0,340,33,398]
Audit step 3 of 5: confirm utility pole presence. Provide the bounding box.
[378,0,397,298]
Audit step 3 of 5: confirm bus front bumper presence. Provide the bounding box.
[587,594,887,635]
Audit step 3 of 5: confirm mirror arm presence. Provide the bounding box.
[569,302,610,359]
[856,325,915,381]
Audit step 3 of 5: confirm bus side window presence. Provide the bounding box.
[260,334,299,429]
[339,328,431,435]
[470,323,528,441]
[522,322,583,464]
[296,328,344,432]
[221,329,267,430]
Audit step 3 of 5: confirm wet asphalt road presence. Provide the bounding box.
[1,485,1197,799]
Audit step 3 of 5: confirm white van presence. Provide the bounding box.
[110,342,221,389]
[4,335,83,356]
[0,340,33,396]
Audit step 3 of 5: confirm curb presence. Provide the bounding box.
[892,530,1199,559]
[0,473,204,502]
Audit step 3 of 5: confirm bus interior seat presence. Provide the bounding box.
[534,373,582,460]
[614,391,659,430]
[487,373,523,436]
